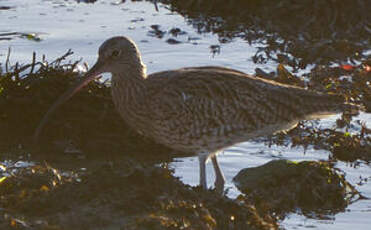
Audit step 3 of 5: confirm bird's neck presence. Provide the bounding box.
[111,62,149,132]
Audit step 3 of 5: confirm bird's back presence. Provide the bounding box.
[131,66,351,153]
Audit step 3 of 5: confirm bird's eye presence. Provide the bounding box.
[111,50,121,57]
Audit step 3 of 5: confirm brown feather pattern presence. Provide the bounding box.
[95,36,356,192]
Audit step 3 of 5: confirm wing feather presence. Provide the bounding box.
[146,68,272,139]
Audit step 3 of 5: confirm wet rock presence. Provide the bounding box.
[166,38,182,45]
[209,44,220,56]
[131,17,144,23]
[75,0,98,3]
[233,160,360,217]
[0,6,13,10]
[169,27,187,37]
[148,24,166,38]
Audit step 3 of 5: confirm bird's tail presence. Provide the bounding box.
[302,93,363,120]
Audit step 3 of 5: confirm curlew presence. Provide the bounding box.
[34,36,359,194]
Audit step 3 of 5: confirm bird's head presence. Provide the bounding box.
[95,36,143,74]
[33,36,141,142]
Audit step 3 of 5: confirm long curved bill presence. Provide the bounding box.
[33,60,105,143]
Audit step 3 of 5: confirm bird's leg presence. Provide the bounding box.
[198,153,208,190]
[211,154,225,194]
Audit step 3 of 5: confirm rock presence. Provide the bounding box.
[233,160,360,217]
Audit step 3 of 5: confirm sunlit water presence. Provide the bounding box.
[1,0,370,229]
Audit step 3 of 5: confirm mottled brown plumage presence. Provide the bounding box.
[35,36,358,194]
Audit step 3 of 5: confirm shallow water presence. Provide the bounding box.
[0,0,274,75]
[1,0,370,229]
[172,114,371,229]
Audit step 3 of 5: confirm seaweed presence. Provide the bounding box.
[0,159,277,229]
[0,50,175,161]
[0,51,279,230]
[145,0,370,70]
[255,63,371,163]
